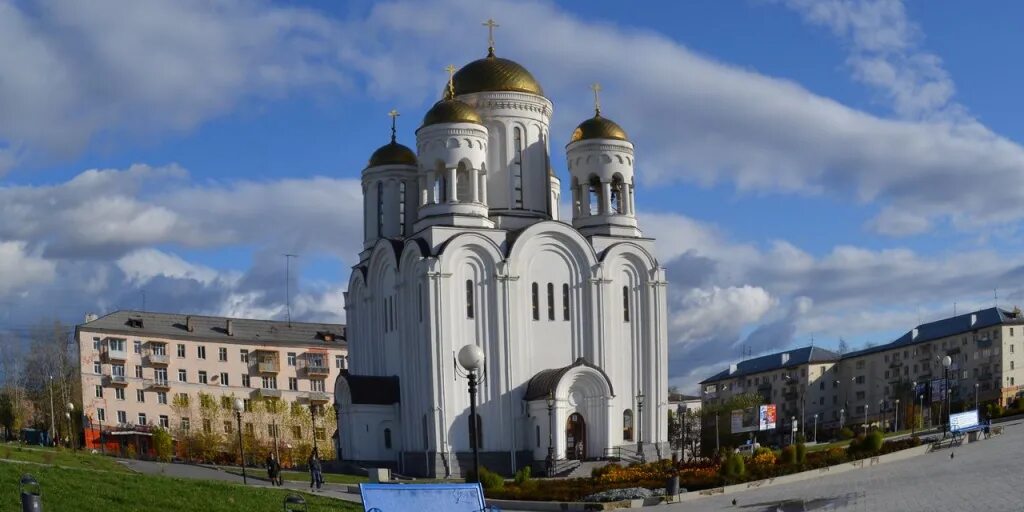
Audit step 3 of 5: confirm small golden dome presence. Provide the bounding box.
[421,98,483,128]
[367,141,417,168]
[452,49,544,96]
[570,113,629,143]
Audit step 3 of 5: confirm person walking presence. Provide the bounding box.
[266,452,282,486]
[307,448,323,491]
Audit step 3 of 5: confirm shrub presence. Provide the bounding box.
[780,445,797,465]
[126,444,137,459]
[751,449,776,466]
[514,466,531,485]
[473,466,505,491]
[795,443,807,464]
[839,428,855,440]
[795,433,806,444]
[864,431,884,453]
[825,446,847,465]
[753,446,773,458]
[720,453,745,480]
[152,427,173,462]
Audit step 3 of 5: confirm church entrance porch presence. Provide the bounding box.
[566,413,586,460]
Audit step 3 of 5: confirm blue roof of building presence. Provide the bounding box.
[700,307,1024,385]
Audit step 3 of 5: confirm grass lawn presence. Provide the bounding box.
[0,461,361,512]
[0,444,128,473]
[807,428,932,453]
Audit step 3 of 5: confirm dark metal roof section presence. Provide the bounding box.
[339,374,401,405]
[523,357,614,401]
[78,310,345,346]
[700,346,840,385]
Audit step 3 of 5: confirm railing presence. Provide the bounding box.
[104,348,128,361]
[603,446,643,464]
[253,388,282,399]
[103,375,128,386]
[143,378,170,390]
[257,360,280,373]
[144,353,169,366]
[305,365,330,377]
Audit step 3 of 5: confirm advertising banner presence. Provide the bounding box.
[759,404,777,431]
[731,407,759,433]
[930,378,946,403]
[950,410,980,432]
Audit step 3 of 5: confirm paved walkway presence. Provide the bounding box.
[120,459,362,503]
[669,422,1024,511]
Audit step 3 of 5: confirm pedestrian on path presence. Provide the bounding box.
[308,448,324,491]
[266,452,283,486]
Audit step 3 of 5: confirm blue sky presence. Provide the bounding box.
[3,0,1024,390]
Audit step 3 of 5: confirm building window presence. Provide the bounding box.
[268,423,279,438]
[562,284,570,321]
[115,388,125,401]
[218,372,228,386]
[384,428,392,449]
[547,283,555,320]
[197,346,206,359]
[134,340,142,354]
[177,344,185,358]
[219,347,227,362]
[224,421,233,434]
[117,411,127,424]
[377,182,384,236]
[178,369,187,382]
[159,415,169,428]
[536,425,541,447]
[138,413,147,426]
[623,409,634,441]
[158,392,167,405]
[289,377,298,391]
[1012,361,1016,370]
[315,427,326,440]
[262,376,277,389]
[399,181,407,236]
[198,371,208,384]
[292,426,302,439]
[135,365,143,378]
[112,364,125,377]
[242,374,251,388]
[181,418,191,431]
[622,286,631,322]
[137,390,145,402]
[240,349,249,363]
[97,408,105,422]
[93,361,101,374]
[311,379,325,392]
[242,399,251,412]
[287,353,296,366]
[93,337,100,351]
[855,375,865,384]
[176,393,189,406]
[531,282,540,320]
[155,368,167,385]
[95,385,103,398]
[466,280,475,319]
[335,355,345,369]
[512,127,524,208]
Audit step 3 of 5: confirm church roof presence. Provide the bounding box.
[366,141,417,168]
[339,373,400,405]
[453,48,544,96]
[523,357,615,401]
[420,98,483,128]
[570,113,629,143]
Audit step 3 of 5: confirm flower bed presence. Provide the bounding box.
[486,435,923,502]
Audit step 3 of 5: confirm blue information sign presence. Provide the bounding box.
[360,482,495,512]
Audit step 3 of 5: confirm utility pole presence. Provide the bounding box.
[284,254,298,326]
[48,375,55,445]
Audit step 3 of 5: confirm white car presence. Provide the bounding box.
[735,443,761,456]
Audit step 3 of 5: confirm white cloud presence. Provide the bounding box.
[0,241,56,296]
[117,249,225,287]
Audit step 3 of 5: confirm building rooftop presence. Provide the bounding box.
[701,306,1023,385]
[77,310,346,347]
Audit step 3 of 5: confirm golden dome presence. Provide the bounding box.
[452,49,544,96]
[367,141,417,168]
[570,113,629,143]
[421,98,483,128]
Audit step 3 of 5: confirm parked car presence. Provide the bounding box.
[735,442,761,456]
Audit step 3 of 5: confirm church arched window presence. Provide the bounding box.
[376,182,384,236]
[562,284,570,321]
[513,127,524,208]
[623,409,634,441]
[399,181,407,236]
[384,428,392,449]
[588,175,601,215]
[466,279,475,319]
[611,174,624,214]
[536,425,541,447]
[546,283,555,320]
[439,171,448,203]
[531,282,539,321]
[622,286,631,322]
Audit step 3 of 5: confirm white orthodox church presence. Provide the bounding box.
[334,32,669,477]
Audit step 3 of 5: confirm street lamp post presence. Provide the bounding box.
[863,405,869,434]
[840,408,845,430]
[918,394,925,429]
[895,399,900,432]
[65,402,75,450]
[975,383,980,413]
[457,344,485,483]
[310,405,319,455]
[636,393,646,462]
[545,391,555,477]
[813,413,818,443]
[790,416,796,445]
[678,404,686,462]
[98,410,104,455]
[48,375,55,446]
[942,356,952,438]
[911,381,917,436]
[232,398,247,485]
[878,399,884,431]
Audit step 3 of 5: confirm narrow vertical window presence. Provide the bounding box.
[376,182,384,237]
[418,283,423,323]
[399,181,407,236]
[562,284,570,321]
[531,282,540,321]
[384,428,392,449]
[466,279,475,319]
[546,283,555,320]
[513,127,524,208]
[623,286,630,322]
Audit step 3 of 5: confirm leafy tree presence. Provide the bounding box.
[152,427,174,462]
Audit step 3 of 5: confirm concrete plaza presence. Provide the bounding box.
[673,422,1024,512]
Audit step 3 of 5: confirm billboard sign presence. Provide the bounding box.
[930,378,947,403]
[950,410,980,433]
[731,404,777,433]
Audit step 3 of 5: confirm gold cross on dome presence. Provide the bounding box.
[590,82,602,115]
[388,109,400,142]
[445,64,457,98]
[482,18,499,51]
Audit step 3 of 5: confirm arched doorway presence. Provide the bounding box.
[566,413,586,460]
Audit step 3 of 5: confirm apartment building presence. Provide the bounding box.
[76,310,347,457]
[700,307,1024,436]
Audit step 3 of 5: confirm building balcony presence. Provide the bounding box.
[104,348,128,362]
[144,378,170,390]
[257,361,280,373]
[304,365,330,378]
[252,388,283,399]
[144,353,169,366]
[103,375,128,387]
[305,391,330,404]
